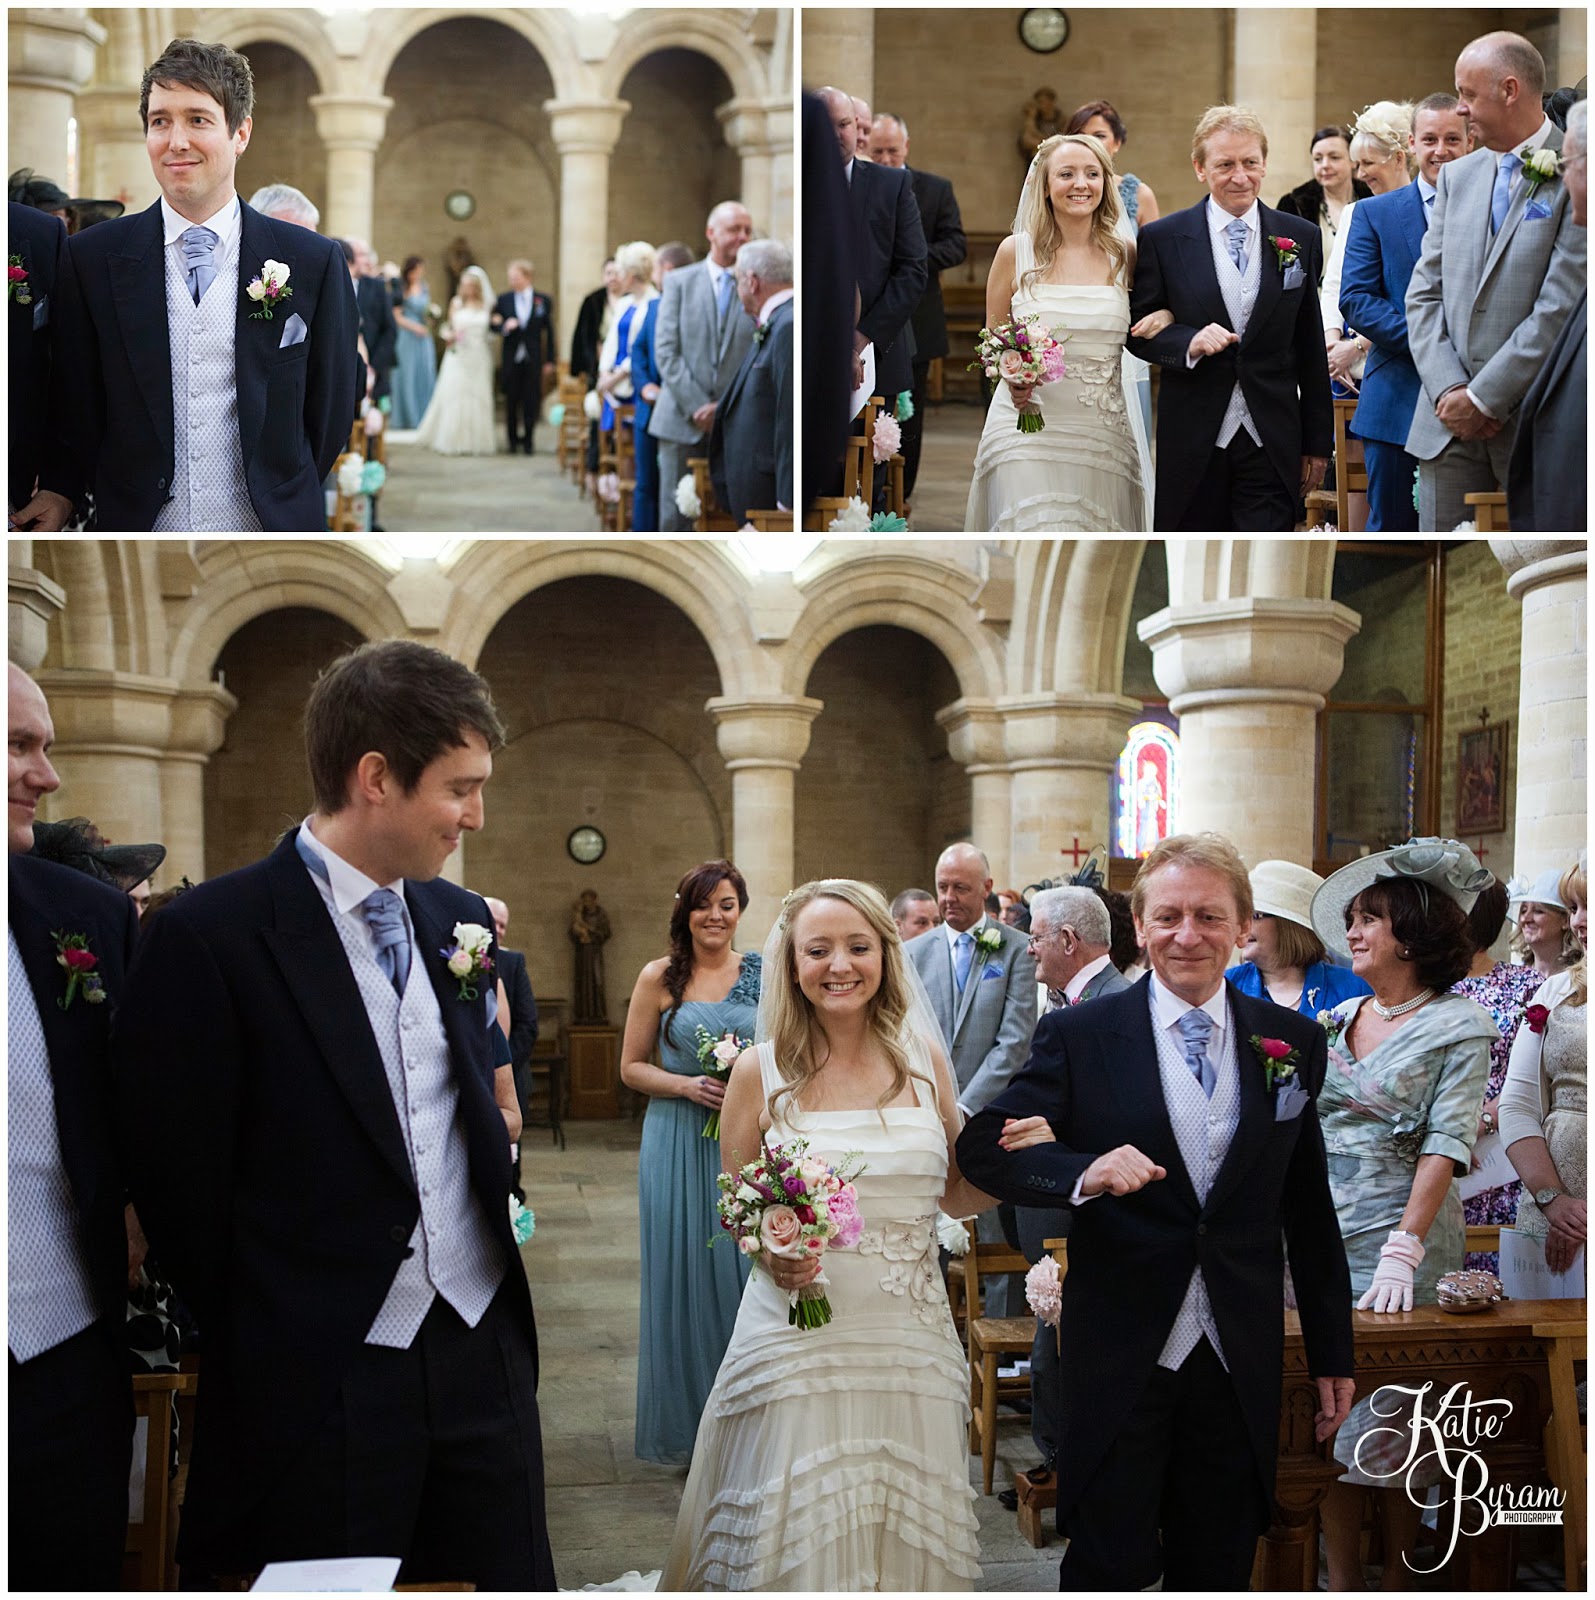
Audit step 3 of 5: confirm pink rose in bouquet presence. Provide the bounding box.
[969,313,1066,433]
[693,1025,752,1140]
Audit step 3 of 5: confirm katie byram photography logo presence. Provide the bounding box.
[1354,1380,1566,1572]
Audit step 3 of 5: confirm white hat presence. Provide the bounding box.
[1311,838,1493,959]
[1505,868,1568,914]
[1248,860,1325,932]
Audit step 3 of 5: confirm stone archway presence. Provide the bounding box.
[237,40,329,220]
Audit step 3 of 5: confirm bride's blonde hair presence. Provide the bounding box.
[1017,132,1128,296]
[761,880,933,1127]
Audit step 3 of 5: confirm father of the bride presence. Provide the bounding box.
[38,37,357,531]
[114,640,556,1588]
[1129,106,1332,531]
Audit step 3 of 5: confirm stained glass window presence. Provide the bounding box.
[1115,721,1180,859]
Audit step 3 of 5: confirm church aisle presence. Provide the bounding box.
[519,1118,1060,1590]
[908,403,984,533]
[381,436,602,534]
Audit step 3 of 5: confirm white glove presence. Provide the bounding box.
[1356,1230,1425,1313]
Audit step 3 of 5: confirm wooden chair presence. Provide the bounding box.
[961,1222,1038,1493]
[1303,486,1338,530]
[1013,1239,1069,1547]
[1533,1318,1587,1591]
[125,1371,199,1591]
[1464,490,1509,531]
[1331,396,1369,533]
[800,434,869,531]
[1465,1223,1501,1257]
[609,403,637,532]
[556,370,587,481]
[742,508,795,531]
[687,456,741,532]
[329,451,368,533]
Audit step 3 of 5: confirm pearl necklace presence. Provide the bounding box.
[1372,988,1434,1020]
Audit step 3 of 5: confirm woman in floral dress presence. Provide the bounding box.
[1308,840,1497,1591]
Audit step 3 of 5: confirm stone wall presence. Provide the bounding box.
[1313,9,1507,130]
[794,625,966,899]
[236,41,327,220]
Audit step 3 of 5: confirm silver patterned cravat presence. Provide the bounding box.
[180,224,220,305]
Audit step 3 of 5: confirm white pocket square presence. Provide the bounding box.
[1282,263,1306,291]
[1274,1083,1310,1122]
[279,312,308,349]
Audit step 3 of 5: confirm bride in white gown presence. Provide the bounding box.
[415,264,497,456]
[965,131,1161,532]
[660,880,1054,1592]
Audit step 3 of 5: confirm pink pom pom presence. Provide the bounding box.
[872,412,902,462]
[1026,1256,1063,1326]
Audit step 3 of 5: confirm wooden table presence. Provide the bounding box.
[1262,1298,1586,1589]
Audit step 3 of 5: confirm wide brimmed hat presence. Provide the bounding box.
[30,818,165,890]
[1248,860,1325,932]
[8,168,125,219]
[1505,868,1568,914]
[1310,837,1493,958]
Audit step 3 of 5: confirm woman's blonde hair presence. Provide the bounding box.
[1351,100,1416,175]
[762,879,934,1126]
[1018,132,1128,296]
[614,239,656,286]
[1558,859,1587,1004]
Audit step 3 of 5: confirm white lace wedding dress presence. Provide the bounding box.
[660,1042,980,1592]
[964,232,1152,532]
[414,302,497,455]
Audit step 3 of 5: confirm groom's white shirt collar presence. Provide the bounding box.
[1205,197,1259,241]
[160,192,241,263]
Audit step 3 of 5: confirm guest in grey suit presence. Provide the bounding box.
[1507,97,1586,532]
[650,201,755,530]
[905,843,1037,1313]
[1002,886,1132,1505]
[1405,31,1586,530]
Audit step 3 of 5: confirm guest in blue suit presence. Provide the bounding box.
[1339,94,1471,530]
[629,242,695,531]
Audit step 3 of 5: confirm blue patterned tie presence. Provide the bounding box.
[954,930,974,992]
[1225,218,1248,273]
[1175,1008,1217,1099]
[361,889,411,996]
[716,268,736,329]
[180,225,219,305]
[1490,151,1520,234]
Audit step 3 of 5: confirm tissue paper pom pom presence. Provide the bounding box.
[336,455,365,497]
[826,496,871,532]
[597,471,621,504]
[872,413,902,462]
[360,461,387,495]
[365,408,384,436]
[674,474,702,519]
[1025,1255,1062,1326]
[548,402,565,428]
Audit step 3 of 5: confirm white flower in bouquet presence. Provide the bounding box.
[675,473,701,519]
[826,496,871,532]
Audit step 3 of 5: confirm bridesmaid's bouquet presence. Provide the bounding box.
[715,1137,867,1329]
[968,313,1067,433]
[692,1025,751,1140]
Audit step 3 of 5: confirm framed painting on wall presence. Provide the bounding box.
[1456,721,1508,835]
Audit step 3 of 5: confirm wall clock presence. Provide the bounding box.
[445,189,476,222]
[1018,8,1070,53]
[567,825,606,864]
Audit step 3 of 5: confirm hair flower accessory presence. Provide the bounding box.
[245,258,293,320]
[9,255,32,305]
[1520,145,1561,197]
[439,920,494,1000]
[1267,235,1301,272]
[1248,1034,1301,1089]
[51,930,106,1009]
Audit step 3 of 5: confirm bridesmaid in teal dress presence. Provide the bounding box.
[391,256,437,429]
[621,859,759,1466]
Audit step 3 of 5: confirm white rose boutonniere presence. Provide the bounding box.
[1520,146,1561,198]
[974,925,1004,957]
[245,258,293,320]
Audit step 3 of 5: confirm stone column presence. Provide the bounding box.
[8,545,66,673]
[161,684,237,884]
[544,99,630,356]
[800,10,871,105]
[33,671,177,848]
[716,98,792,237]
[1491,541,1586,882]
[1139,599,1361,865]
[76,87,156,212]
[1000,694,1140,891]
[309,94,394,244]
[1560,8,1587,83]
[1232,9,1317,194]
[707,695,823,943]
[936,699,1012,889]
[8,9,104,185]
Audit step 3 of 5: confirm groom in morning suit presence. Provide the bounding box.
[1129,106,1332,531]
[8,665,139,1591]
[38,38,358,533]
[958,834,1354,1591]
[1405,31,1585,532]
[114,641,556,1588]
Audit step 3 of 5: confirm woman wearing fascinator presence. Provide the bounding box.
[964,131,1163,532]
[414,264,498,455]
[662,879,1053,1591]
[1306,839,1499,1590]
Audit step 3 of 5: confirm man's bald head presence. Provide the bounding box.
[818,87,858,163]
[869,113,909,168]
[935,842,993,932]
[8,663,60,853]
[482,896,509,943]
[1455,31,1548,151]
[1460,31,1546,96]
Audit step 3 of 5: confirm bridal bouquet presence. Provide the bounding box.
[715,1137,867,1328]
[968,313,1066,433]
[692,1024,750,1139]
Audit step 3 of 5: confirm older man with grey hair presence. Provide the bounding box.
[1507,93,1586,531]
[247,182,319,231]
[709,238,794,520]
[1028,887,1129,1010]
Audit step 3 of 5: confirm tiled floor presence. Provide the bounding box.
[381,433,602,534]
[521,1118,1566,1592]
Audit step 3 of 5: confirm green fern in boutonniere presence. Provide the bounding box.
[1519,145,1561,199]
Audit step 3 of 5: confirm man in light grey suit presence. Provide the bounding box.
[1405,31,1586,531]
[650,200,755,530]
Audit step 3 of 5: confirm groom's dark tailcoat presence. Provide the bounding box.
[848,156,927,397]
[8,202,68,512]
[9,853,139,1591]
[956,977,1353,1576]
[41,200,358,531]
[113,832,554,1584]
[1129,199,1333,530]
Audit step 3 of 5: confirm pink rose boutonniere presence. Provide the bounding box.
[51,930,106,1009]
[1267,235,1301,273]
[1248,1033,1301,1090]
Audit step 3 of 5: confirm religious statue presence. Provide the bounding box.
[1020,88,1064,164]
[569,888,613,1024]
